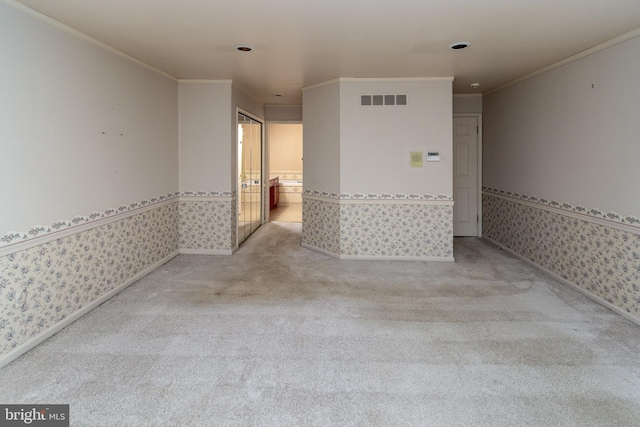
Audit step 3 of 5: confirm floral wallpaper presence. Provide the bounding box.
[1,194,181,248]
[0,202,179,357]
[483,192,640,319]
[341,203,453,258]
[302,197,341,255]
[302,192,453,259]
[1,187,455,359]
[179,199,235,251]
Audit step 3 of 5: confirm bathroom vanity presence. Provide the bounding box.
[269,177,279,209]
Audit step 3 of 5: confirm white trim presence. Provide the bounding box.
[482,237,640,327]
[301,242,340,259]
[485,28,640,96]
[303,194,453,205]
[0,250,180,369]
[454,113,483,237]
[339,77,454,83]
[339,198,454,206]
[178,79,233,84]
[1,0,177,82]
[301,78,341,92]
[264,104,303,108]
[483,191,640,235]
[340,254,455,262]
[180,249,233,255]
[180,196,234,203]
[0,198,178,257]
[301,193,340,202]
[301,243,454,262]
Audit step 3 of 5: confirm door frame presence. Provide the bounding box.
[265,120,303,223]
[236,108,265,248]
[453,113,482,237]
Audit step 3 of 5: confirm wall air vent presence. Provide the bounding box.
[360,94,407,107]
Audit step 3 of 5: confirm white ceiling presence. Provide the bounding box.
[13,0,640,105]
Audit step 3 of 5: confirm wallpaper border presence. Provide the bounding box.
[483,186,640,233]
[1,191,236,254]
[303,190,454,202]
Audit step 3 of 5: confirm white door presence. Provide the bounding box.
[453,116,479,236]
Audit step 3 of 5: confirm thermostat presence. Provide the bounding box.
[427,152,440,161]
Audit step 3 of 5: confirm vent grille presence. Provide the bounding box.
[360,94,407,107]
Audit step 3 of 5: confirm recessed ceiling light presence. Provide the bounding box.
[470,83,480,89]
[274,94,283,97]
[449,42,470,50]
[234,44,254,52]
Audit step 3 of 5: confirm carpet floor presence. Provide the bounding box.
[1,222,639,426]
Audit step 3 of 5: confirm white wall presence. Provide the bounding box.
[265,105,302,122]
[453,94,482,114]
[302,81,341,194]
[339,78,453,196]
[484,35,640,216]
[178,82,264,193]
[0,2,178,235]
[178,81,232,192]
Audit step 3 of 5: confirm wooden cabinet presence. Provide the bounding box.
[269,177,279,210]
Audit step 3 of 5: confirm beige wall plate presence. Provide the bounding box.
[410,151,423,168]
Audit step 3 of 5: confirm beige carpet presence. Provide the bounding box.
[0,222,639,426]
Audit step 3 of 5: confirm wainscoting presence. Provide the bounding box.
[0,198,180,365]
[482,187,640,323]
[179,193,236,254]
[0,191,241,366]
[302,191,454,260]
[301,195,341,256]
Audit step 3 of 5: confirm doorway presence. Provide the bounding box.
[453,115,481,236]
[267,123,303,223]
[237,111,263,245]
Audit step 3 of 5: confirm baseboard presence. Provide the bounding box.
[300,242,340,259]
[301,242,455,261]
[0,250,180,369]
[179,248,233,255]
[339,254,455,261]
[482,237,640,327]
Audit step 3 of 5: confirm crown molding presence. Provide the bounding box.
[486,27,640,96]
[178,79,233,84]
[2,0,178,82]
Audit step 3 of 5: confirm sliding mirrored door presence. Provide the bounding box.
[237,112,263,245]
